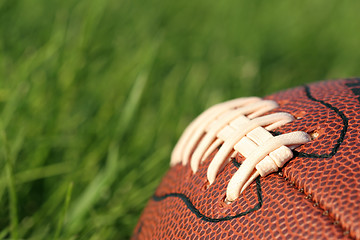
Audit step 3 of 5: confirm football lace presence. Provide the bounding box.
[171,97,311,203]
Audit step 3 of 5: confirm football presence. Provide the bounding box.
[132,79,360,239]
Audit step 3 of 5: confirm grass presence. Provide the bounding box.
[0,0,360,239]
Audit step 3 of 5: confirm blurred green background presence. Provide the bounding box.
[0,0,360,239]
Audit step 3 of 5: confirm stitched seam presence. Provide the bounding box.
[233,155,351,237]
[233,152,352,236]
[277,171,352,237]
[276,83,353,237]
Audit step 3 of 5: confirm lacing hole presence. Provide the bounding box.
[323,210,329,216]
[224,197,233,205]
[308,127,324,140]
[277,99,290,105]
[218,196,230,208]
[293,110,307,119]
[309,131,320,140]
[201,182,210,191]
[186,170,193,179]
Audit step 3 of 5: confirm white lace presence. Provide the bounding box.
[171,97,310,202]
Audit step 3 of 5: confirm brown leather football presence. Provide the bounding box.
[132,79,360,239]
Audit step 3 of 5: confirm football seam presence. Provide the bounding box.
[152,159,263,222]
[278,84,351,236]
[277,172,351,237]
[292,85,348,158]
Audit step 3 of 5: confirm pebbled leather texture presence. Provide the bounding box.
[132,79,360,240]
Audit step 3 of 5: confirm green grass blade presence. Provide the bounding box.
[53,182,73,240]
[1,126,18,239]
